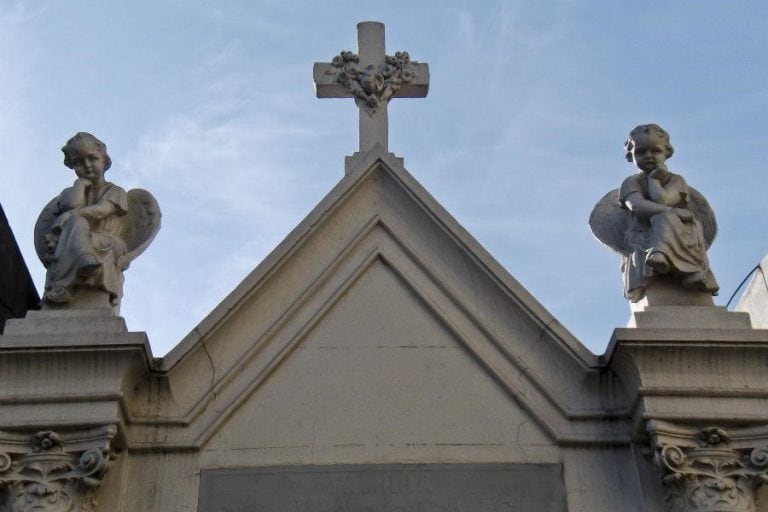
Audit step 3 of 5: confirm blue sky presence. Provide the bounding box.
[2,1,766,356]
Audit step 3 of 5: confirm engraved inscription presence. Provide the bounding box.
[198,464,566,512]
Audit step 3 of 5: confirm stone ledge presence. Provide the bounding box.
[0,330,151,352]
[0,402,121,430]
[607,326,768,438]
[608,326,768,347]
[3,308,127,335]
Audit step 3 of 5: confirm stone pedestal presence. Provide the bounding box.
[608,301,768,511]
[4,309,127,336]
[628,279,751,329]
[0,309,153,511]
[41,287,116,313]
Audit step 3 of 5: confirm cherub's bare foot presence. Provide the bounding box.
[683,272,719,294]
[646,251,670,274]
[44,286,71,304]
[682,272,706,289]
[76,254,101,277]
[626,287,646,303]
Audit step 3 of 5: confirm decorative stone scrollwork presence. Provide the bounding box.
[0,426,117,512]
[649,421,768,511]
[325,50,418,114]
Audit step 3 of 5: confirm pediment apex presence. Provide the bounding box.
[343,144,405,176]
[162,146,596,372]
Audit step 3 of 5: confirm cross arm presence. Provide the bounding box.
[394,62,429,97]
[313,62,429,99]
[313,62,349,98]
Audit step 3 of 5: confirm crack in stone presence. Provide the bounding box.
[516,420,529,443]
[199,330,218,412]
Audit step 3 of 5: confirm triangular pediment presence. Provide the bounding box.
[124,147,631,452]
[204,255,555,463]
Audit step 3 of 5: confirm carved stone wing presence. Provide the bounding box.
[687,186,717,248]
[588,189,630,256]
[33,196,60,267]
[116,189,162,269]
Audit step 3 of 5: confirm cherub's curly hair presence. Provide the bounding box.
[62,132,112,171]
[624,124,674,162]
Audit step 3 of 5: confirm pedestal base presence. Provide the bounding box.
[628,305,752,329]
[0,308,153,431]
[628,278,751,329]
[42,286,117,314]
[4,308,127,335]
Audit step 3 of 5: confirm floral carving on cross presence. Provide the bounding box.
[325,50,417,114]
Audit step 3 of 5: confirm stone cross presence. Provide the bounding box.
[313,21,429,154]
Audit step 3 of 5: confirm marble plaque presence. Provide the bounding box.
[199,463,567,512]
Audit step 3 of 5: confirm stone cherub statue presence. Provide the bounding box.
[589,124,719,302]
[34,132,160,309]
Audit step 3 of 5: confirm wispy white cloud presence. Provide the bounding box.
[0,3,57,291]
[0,2,45,146]
[2,0,766,358]
[116,53,329,353]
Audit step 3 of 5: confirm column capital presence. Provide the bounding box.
[648,421,768,511]
[0,426,117,512]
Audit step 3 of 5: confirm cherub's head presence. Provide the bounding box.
[624,124,674,173]
[62,132,112,174]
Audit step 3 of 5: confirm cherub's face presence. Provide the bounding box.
[70,143,107,182]
[630,134,669,173]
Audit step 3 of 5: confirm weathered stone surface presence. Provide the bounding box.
[0,312,153,433]
[199,464,567,512]
[607,319,768,512]
[608,327,768,428]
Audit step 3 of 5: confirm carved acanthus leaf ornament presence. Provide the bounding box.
[650,423,768,512]
[0,427,116,512]
[325,50,417,114]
